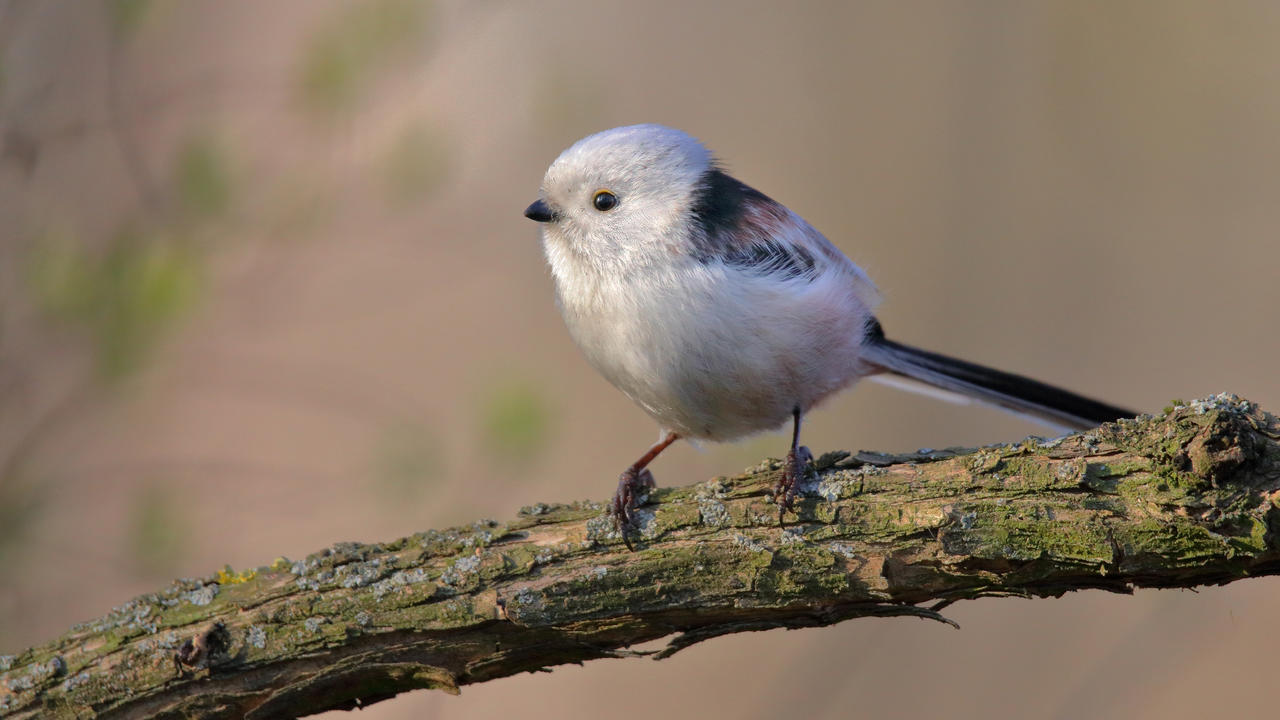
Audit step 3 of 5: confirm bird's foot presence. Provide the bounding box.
[774,445,814,522]
[612,466,656,549]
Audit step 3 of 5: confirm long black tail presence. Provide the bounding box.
[862,323,1136,431]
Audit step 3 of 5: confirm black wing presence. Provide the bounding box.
[689,168,818,281]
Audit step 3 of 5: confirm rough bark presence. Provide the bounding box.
[3,394,1279,720]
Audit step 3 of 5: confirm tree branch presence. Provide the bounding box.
[3,394,1278,719]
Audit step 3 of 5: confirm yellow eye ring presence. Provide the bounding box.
[592,189,619,211]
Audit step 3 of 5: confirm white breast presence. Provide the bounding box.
[549,246,877,441]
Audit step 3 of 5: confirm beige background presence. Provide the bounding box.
[2,1,1278,718]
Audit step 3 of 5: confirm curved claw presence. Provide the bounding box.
[611,467,655,549]
[774,445,814,521]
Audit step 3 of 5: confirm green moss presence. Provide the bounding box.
[770,544,847,597]
[155,596,225,630]
[837,499,930,541]
[946,501,1115,564]
[507,502,602,533]
[498,547,541,575]
[1225,516,1268,555]
[995,456,1080,492]
[810,500,841,524]
[1090,458,1153,479]
[654,500,702,532]
[399,597,491,629]
[1121,521,1231,565]
[1001,518,1108,562]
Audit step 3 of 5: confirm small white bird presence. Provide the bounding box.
[525,124,1133,540]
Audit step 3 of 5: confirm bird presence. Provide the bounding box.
[523,124,1135,542]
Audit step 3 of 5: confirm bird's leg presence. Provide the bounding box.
[612,431,680,547]
[774,406,812,521]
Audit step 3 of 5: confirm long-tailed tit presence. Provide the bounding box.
[524,124,1134,540]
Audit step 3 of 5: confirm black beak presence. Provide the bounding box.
[524,199,555,223]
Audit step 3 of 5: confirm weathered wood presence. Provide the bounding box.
[2,394,1278,719]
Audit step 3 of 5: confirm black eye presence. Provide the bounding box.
[592,190,618,212]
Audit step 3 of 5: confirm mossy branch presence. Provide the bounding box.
[4,395,1279,719]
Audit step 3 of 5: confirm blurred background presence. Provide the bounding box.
[2,1,1278,717]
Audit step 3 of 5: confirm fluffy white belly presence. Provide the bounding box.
[555,261,873,440]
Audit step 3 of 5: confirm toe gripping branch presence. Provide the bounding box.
[774,445,814,522]
[773,406,813,522]
[611,467,656,549]
[609,432,679,549]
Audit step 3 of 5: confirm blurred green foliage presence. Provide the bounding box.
[27,229,202,379]
[108,0,154,35]
[372,422,442,504]
[128,482,184,576]
[382,121,450,205]
[175,134,233,220]
[298,0,432,116]
[481,382,553,462]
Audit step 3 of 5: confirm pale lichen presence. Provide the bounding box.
[696,489,731,527]
[584,514,620,545]
[780,528,807,545]
[247,625,267,649]
[58,671,91,693]
[827,543,859,560]
[370,568,431,599]
[439,555,481,587]
[633,508,660,539]
[337,558,385,589]
[731,533,770,554]
[183,584,218,607]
